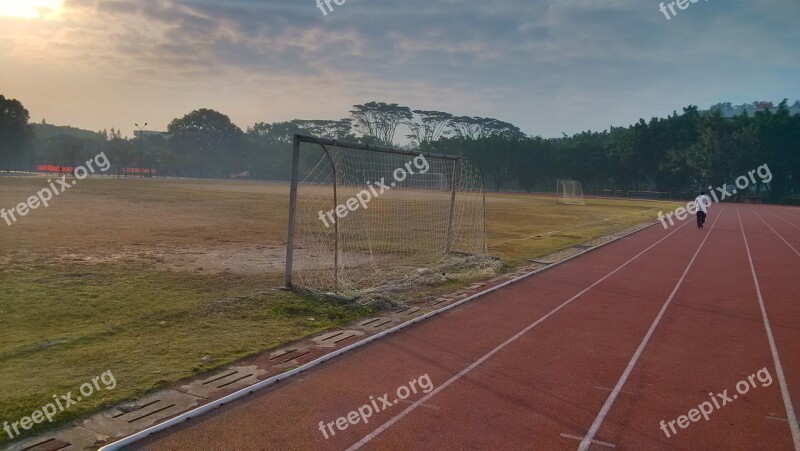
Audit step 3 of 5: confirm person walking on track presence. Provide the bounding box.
[695,191,712,228]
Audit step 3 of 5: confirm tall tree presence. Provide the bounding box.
[750,100,800,201]
[295,119,353,140]
[248,119,352,143]
[449,116,483,140]
[406,110,453,146]
[349,102,412,145]
[449,116,524,140]
[167,108,245,176]
[0,95,34,169]
[248,121,308,144]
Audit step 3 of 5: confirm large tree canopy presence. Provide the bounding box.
[0,95,34,168]
[449,116,525,140]
[167,108,245,175]
[167,108,243,155]
[248,119,352,144]
[349,102,412,145]
[407,110,454,146]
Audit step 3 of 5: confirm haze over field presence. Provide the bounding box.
[1,0,798,137]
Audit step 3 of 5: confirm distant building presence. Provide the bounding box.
[133,130,167,138]
[706,101,800,118]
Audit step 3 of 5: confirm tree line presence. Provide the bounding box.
[432,101,800,202]
[1,95,798,202]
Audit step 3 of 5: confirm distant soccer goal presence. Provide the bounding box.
[556,179,585,205]
[285,135,492,299]
[401,172,448,191]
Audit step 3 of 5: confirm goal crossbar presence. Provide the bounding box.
[294,134,462,161]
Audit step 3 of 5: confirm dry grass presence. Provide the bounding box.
[0,175,681,442]
[486,192,676,264]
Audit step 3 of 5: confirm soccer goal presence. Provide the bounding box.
[401,172,448,191]
[284,135,490,298]
[556,179,585,205]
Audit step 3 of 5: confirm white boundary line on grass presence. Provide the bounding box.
[346,220,692,450]
[578,207,723,450]
[98,219,679,451]
[740,209,800,450]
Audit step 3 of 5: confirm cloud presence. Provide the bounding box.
[1,0,797,137]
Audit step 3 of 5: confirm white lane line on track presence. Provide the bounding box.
[768,209,800,231]
[560,433,616,448]
[767,416,790,423]
[753,209,800,257]
[739,208,800,451]
[578,208,724,451]
[345,220,693,451]
[778,207,800,221]
[593,386,638,396]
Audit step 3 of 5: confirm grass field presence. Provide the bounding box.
[0,175,682,442]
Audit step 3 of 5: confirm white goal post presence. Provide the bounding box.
[284,135,489,297]
[556,179,585,205]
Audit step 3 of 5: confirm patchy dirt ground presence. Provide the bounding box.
[0,177,291,271]
[53,245,288,275]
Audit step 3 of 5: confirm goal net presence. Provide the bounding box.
[556,179,585,205]
[400,172,448,191]
[285,135,493,299]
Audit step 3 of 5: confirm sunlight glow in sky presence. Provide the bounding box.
[0,0,63,19]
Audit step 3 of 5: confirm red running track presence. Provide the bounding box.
[134,204,800,451]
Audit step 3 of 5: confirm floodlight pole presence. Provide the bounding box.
[135,122,147,179]
[284,135,301,289]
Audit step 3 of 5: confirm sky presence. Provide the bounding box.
[1,0,798,139]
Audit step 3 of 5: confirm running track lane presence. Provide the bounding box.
[743,207,800,448]
[133,205,799,450]
[346,213,706,450]
[574,205,798,450]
